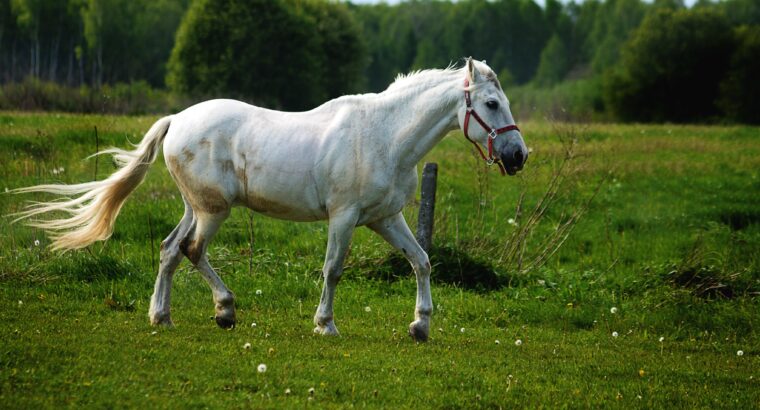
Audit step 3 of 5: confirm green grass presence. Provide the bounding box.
[1,112,759,408]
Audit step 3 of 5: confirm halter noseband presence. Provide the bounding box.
[463,78,520,176]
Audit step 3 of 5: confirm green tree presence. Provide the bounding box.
[533,34,572,85]
[586,0,646,73]
[718,25,760,124]
[167,0,364,110]
[604,8,734,122]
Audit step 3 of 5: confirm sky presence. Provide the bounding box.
[348,0,700,8]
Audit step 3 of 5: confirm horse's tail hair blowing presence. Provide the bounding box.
[12,116,173,251]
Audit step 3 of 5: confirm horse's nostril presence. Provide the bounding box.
[513,150,523,164]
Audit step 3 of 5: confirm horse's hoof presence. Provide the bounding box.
[150,313,174,327]
[313,323,340,336]
[215,315,236,329]
[409,321,429,342]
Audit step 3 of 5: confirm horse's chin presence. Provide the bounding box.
[506,168,518,176]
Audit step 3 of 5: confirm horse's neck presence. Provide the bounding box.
[380,73,463,170]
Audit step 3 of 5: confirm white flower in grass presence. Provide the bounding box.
[33,239,40,247]
[364,306,371,313]
[610,307,618,314]
[507,218,517,227]
[514,339,522,346]
[257,363,267,373]
[243,342,251,350]
[256,289,262,296]
[308,387,315,396]
[4,187,8,193]
[17,300,23,306]
[612,331,619,338]
[251,322,257,327]
[737,350,744,357]
[460,327,465,333]
[285,388,291,395]
[659,336,665,342]
[495,340,500,345]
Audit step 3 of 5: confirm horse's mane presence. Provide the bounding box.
[384,60,501,94]
[385,63,462,93]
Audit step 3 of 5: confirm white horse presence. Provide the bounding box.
[15,58,527,341]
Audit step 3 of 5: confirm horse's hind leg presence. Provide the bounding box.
[179,210,236,328]
[368,212,432,342]
[149,198,194,326]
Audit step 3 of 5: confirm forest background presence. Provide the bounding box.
[1,0,759,123]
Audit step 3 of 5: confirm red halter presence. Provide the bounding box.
[463,78,520,176]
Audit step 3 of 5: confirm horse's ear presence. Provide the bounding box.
[466,57,484,83]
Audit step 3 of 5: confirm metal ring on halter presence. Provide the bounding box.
[486,158,495,166]
[488,129,498,140]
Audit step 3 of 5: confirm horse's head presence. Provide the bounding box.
[457,58,528,176]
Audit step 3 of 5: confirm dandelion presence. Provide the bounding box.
[364,306,371,313]
[612,331,619,338]
[610,307,618,314]
[251,322,257,327]
[257,363,267,373]
[285,388,291,395]
[659,336,664,342]
[34,239,40,247]
[639,369,645,377]
[265,333,270,338]
[515,339,522,346]
[308,387,315,396]
[507,218,517,227]
[243,342,251,350]
[460,327,465,333]
[256,289,262,295]
[737,350,744,357]
[151,331,158,335]
[495,340,500,345]
[268,347,275,355]
[17,300,23,306]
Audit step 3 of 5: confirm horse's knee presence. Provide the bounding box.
[322,264,343,284]
[414,252,431,277]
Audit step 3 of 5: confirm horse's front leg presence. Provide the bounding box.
[314,209,359,336]
[368,213,432,342]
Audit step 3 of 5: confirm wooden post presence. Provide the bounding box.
[416,162,438,253]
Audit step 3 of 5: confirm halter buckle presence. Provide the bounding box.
[488,129,498,140]
[486,158,495,166]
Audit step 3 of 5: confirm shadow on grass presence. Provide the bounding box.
[363,245,510,292]
[42,252,138,282]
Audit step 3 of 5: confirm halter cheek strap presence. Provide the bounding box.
[463,78,520,176]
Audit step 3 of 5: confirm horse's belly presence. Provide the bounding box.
[238,172,326,222]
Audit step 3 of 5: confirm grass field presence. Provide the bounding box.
[1,112,759,408]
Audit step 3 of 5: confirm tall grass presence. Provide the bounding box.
[0,78,183,115]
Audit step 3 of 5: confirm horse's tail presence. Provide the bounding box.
[12,116,173,251]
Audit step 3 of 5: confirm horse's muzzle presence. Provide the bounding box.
[500,144,528,176]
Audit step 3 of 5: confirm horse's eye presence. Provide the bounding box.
[486,100,499,110]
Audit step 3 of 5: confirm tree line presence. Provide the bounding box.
[1,0,758,122]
